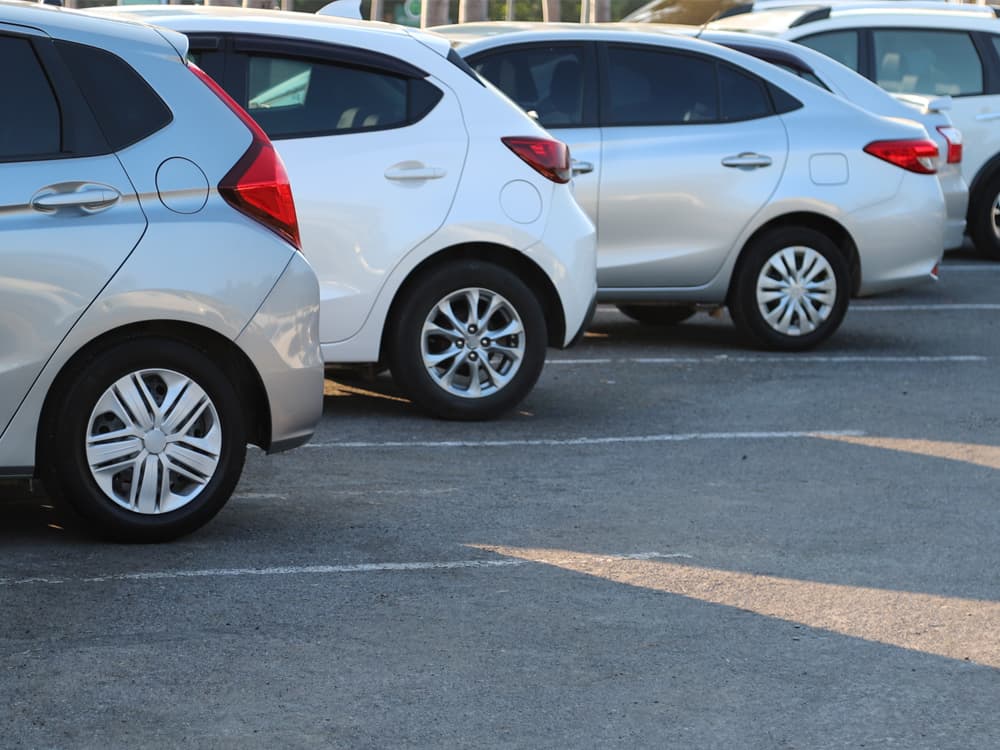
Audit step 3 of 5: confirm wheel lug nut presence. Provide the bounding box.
[456,339,464,348]
[468,324,478,334]
[481,338,490,347]
[469,352,478,361]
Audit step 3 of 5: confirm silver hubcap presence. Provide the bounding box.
[756,246,837,337]
[85,369,222,515]
[421,287,525,399]
[991,193,1000,241]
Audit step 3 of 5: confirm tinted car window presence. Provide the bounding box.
[245,54,439,138]
[55,41,172,151]
[606,47,717,125]
[797,31,859,72]
[719,64,772,121]
[471,46,586,128]
[0,36,61,161]
[873,30,982,96]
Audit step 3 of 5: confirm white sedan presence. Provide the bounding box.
[440,23,949,349]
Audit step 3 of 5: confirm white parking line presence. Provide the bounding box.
[851,304,1000,311]
[0,552,692,587]
[304,429,864,450]
[546,355,986,365]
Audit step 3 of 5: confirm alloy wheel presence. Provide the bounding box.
[421,287,526,399]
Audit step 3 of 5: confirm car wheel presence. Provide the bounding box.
[729,227,849,351]
[968,173,1000,260]
[40,338,247,542]
[616,304,697,326]
[387,260,547,420]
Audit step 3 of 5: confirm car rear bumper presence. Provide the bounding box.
[852,173,946,296]
[236,252,324,453]
[530,185,598,348]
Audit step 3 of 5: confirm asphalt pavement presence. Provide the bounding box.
[3,250,999,749]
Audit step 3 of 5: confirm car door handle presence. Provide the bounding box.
[721,153,773,169]
[976,111,1000,122]
[31,185,120,213]
[571,160,594,176]
[384,165,446,181]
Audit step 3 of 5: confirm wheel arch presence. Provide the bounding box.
[35,320,272,477]
[728,212,861,302]
[967,152,1000,212]
[381,242,566,354]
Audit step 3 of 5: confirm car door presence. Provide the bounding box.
[192,35,467,344]
[466,42,602,228]
[0,28,145,443]
[596,43,788,288]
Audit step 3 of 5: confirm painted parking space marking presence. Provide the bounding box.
[304,429,864,450]
[851,303,1000,311]
[0,552,691,588]
[546,355,987,365]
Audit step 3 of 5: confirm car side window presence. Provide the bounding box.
[797,31,860,72]
[0,35,60,161]
[470,45,587,128]
[244,54,441,138]
[872,30,983,96]
[55,41,172,150]
[605,46,719,125]
[719,64,772,122]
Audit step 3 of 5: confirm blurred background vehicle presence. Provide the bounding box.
[441,23,948,349]
[1,0,323,541]
[96,6,598,420]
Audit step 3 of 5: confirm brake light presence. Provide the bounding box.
[189,64,301,250]
[863,138,939,175]
[936,126,963,164]
[502,136,571,184]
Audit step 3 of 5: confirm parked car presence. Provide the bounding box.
[92,6,598,421]
[684,27,968,251]
[0,1,323,541]
[707,2,1000,258]
[622,0,955,27]
[439,23,946,349]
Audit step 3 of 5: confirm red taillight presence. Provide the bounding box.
[863,138,939,175]
[189,64,301,250]
[936,125,963,164]
[502,136,571,184]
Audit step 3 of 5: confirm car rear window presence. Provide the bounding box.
[55,41,172,151]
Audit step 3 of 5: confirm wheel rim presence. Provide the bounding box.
[85,369,222,515]
[421,287,526,399]
[991,192,1000,242]
[755,245,837,337]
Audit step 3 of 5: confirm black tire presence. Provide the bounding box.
[616,304,697,326]
[39,338,247,543]
[729,227,849,351]
[968,173,1000,260]
[387,260,547,420]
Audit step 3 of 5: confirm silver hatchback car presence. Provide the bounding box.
[0,1,323,541]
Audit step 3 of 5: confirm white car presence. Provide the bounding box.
[690,27,968,250]
[708,2,1000,258]
[440,23,947,349]
[94,6,597,421]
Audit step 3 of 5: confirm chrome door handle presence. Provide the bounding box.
[384,165,446,180]
[721,153,773,169]
[976,111,1000,121]
[571,160,594,176]
[31,186,120,213]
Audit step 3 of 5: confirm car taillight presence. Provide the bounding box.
[188,64,301,250]
[502,136,571,184]
[936,126,963,164]
[863,138,939,175]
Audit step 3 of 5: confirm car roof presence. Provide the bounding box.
[90,4,450,57]
[0,0,184,48]
[708,2,998,34]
